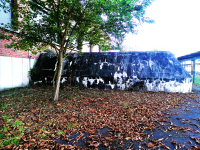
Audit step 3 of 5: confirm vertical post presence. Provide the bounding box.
[184,61,186,69]
[29,56,31,70]
[29,54,32,84]
[90,44,93,53]
[191,60,193,75]
[193,59,196,84]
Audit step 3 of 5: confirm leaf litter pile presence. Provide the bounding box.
[0,85,200,149]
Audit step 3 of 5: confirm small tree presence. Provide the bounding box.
[0,0,154,101]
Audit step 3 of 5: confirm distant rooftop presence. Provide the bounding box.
[178,51,200,61]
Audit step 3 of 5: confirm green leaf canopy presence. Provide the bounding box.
[0,0,154,53]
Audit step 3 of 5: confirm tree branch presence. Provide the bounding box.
[63,21,79,53]
[29,1,50,15]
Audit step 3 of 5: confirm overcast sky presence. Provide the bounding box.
[123,0,200,58]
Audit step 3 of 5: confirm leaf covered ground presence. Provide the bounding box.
[0,85,200,149]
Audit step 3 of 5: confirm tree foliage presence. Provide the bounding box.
[0,0,154,52]
[0,0,154,100]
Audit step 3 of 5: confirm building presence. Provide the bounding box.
[0,1,41,90]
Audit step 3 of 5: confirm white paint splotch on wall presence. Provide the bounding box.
[145,78,192,93]
[79,75,192,93]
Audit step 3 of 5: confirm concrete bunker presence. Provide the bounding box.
[31,51,192,93]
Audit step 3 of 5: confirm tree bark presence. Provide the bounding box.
[53,52,63,101]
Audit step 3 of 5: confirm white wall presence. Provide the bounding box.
[92,45,99,52]
[0,56,36,91]
[82,41,99,52]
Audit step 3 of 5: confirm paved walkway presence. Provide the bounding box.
[192,85,200,94]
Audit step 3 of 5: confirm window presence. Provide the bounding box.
[0,0,14,28]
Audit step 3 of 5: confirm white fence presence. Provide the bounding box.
[0,56,36,91]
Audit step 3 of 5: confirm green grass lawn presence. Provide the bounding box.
[192,75,200,85]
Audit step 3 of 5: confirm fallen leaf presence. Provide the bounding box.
[125,137,131,140]
[147,142,154,148]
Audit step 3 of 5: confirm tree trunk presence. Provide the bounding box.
[53,52,63,101]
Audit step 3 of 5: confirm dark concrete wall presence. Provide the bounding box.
[32,51,192,93]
